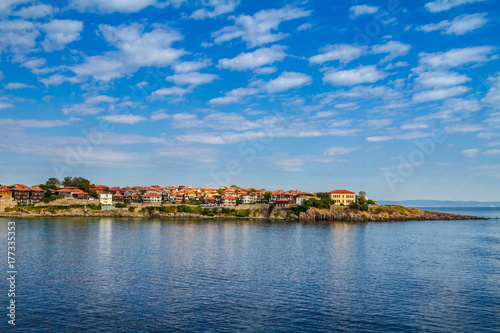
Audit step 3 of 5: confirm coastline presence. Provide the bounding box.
[0,205,488,222]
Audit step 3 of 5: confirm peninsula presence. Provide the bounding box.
[0,177,486,222]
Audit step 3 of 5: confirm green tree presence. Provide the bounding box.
[359,191,367,198]
[62,176,74,187]
[236,197,241,206]
[263,191,272,202]
[217,188,225,194]
[88,189,98,198]
[45,178,61,190]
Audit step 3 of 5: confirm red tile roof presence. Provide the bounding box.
[328,189,355,194]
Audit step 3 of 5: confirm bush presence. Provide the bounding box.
[128,207,135,213]
[87,204,100,210]
[360,204,369,212]
[235,209,251,217]
[274,210,280,218]
[115,203,126,208]
[367,199,376,205]
[43,195,63,203]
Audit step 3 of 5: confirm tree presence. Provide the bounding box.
[217,188,224,195]
[359,191,367,198]
[62,176,74,187]
[88,189,98,198]
[45,178,61,190]
[263,191,272,202]
[236,197,241,206]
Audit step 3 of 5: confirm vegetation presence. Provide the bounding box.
[115,203,126,208]
[128,207,135,213]
[43,194,63,203]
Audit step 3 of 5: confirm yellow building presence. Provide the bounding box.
[329,190,356,205]
[98,191,113,206]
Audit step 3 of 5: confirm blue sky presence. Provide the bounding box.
[0,0,499,201]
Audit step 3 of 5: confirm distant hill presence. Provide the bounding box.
[378,200,500,208]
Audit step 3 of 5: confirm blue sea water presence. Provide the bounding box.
[1,208,500,332]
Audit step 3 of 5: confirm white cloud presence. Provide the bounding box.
[209,87,259,105]
[297,23,312,31]
[264,72,312,93]
[415,71,471,88]
[41,19,83,52]
[66,23,184,82]
[212,5,311,47]
[0,19,39,54]
[413,86,470,103]
[190,0,239,19]
[4,82,36,89]
[417,13,487,35]
[62,95,117,115]
[324,146,358,156]
[14,4,56,19]
[323,65,386,86]
[165,72,218,86]
[483,149,500,155]
[309,44,365,65]
[0,0,30,16]
[69,0,160,13]
[151,86,193,99]
[349,4,378,19]
[445,123,483,133]
[463,148,480,157]
[99,114,148,124]
[172,59,211,73]
[151,110,170,121]
[418,46,496,70]
[0,117,81,128]
[218,45,287,71]
[254,66,277,75]
[425,0,485,12]
[0,102,15,109]
[371,41,411,63]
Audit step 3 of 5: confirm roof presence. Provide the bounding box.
[142,193,161,197]
[273,190,292,195]
[328,189,355,194]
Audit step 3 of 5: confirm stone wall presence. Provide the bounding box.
[0,197,17,212]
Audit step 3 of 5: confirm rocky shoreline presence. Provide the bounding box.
[0,206,487,222]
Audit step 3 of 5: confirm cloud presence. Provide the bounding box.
[218,45,287,70]
[172,59,211,73]
[13,4,56,19]
[323,65,386,86]
[165,72,218,86]
[264,72,312,93]
[41,19,83,52]
[0,19,39,54]
[69,0,161,13]
[425,0,485,12]
[416,13,487,35]
[297,23,312,31]
[417,46,496,70]
[190,0,239,19]
[462,148,480,157]
[62,95,117,115]
[99,114,148,124]
[209,87,259,105]
[4,82,36,89]
[415,71,471,88]
[0,117,81,128]
[151,86,193,99]
[349,5,378,19]
[445,123,483,133]
[63,23,184,82]
[371,41,411,63]
[151,110,170,121]
[324,146,359,156]
[0,102,15,109]
[309,44,365,65]
[413,86,470,103]
[212,5,311,47]
[483,149,500,155]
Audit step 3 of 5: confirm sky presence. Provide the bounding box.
[0,0,499,201]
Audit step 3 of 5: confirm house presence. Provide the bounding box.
[30,187,45,203]
[141,193,162,204]
[270,191,293,203]
[112,193,124,202]
[274,200,291,208]
[11,186,31,205]
[241,195,257,204]
[203,197,217,205]
[329,190,356,205]
[296,196,320,205]
[222,196,237,206]
[98,191,113,206]
[0,188,13,197]
[124,194,141,203]
[109,187,123,195]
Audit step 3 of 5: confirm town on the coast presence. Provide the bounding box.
[1,177,482,221]
[0,176,376,214]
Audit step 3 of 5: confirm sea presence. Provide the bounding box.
[1,207,499,332]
